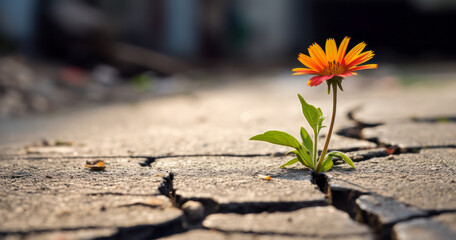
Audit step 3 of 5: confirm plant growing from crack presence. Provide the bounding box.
[250,37,377,173]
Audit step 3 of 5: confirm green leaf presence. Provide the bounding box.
[280,158,299,168]
[337,79,344,91]
[289,150,313,168]
[300,127,313,156]
[296,151,313,168]
[250,131,301,149]
[320,155,334,172]
[286,150,296,155]
[287,150,305,166]
[328,151,355,169]
[298,148,314,168]
[298,94,321,132]
[317,115,327,133]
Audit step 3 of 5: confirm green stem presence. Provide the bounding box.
[316,83,338,173]
[313,131,318,168]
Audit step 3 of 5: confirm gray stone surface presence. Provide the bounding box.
[363,122,456,148]
[327,148,456,210]
[356,195,426,224]
[0,156,182,237]
[352,83,456,125]
[1,197,180,232]
[3,229,117,240]
[355,195,427,239]
[393,218,456,240]
[154,156,326,207]
[434,212,456,233]
[158,229,370,240]
[203,206,373,239]
[343,148,389,162]
[1,76,456,239]
[0,83,372,157]
[0,156,164,195]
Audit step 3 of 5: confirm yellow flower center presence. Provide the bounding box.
[323,61,346,76]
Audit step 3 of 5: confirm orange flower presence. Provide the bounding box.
[292,37,377,87]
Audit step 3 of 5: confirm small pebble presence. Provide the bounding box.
[182,200,204,222]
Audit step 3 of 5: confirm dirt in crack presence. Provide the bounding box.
[314,171,432,240]
[411,115,456,123]
[311,172,329,193]
[158,172,181,208]
[157,172,217,226]
[139,157,156,167]
[311,172,380,238]
[336,108,383,141]
[311,171,366,220]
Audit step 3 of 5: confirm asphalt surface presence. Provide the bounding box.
[1,73,456,239]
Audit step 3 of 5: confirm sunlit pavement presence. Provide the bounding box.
[1,72,456,239]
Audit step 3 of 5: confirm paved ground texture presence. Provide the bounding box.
[1,73,456,240]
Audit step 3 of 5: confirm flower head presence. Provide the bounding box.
[292,37,377,87]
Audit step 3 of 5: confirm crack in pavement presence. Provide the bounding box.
[3,107,453,239]
[86,192,161,197]
[355,201,456,240]
[317,172,456,240]
[337,107,456,152]
[217,200,327,214]
[144,172,333,239]
[410,115,456,123]
[0,153,279,162]
[336,107,383,142]
[157,172,328,214]
[92,217,184,240]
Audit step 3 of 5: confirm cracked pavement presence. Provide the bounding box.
[1,75,456,239]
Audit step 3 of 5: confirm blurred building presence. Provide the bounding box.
[1,0,456,72]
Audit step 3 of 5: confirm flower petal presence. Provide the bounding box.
[344,42,366,65]
[308,74,334,87]
[337,37,350,64]
[337,72,353,78]
[292,68,319,75]
[346,51,375,68]
[325,38,337,62]
[348,64,378,72]
[298,53,322,72]
[308,43,327,68]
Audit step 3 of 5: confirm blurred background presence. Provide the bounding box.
[1,0,456,119]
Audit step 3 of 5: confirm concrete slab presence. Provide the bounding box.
[0,125,374,158]
[154,156,326,210]
[0,156,182,238]
[0,85,372,157]
[327,148,456,210]
[352,87,456,125]
[0,193,182,233]
[0,157,163,195]
[3,229,117,240]
[433,212,456,233]
[158,229,370,240]
[354,195,427,239]
[356,195,426,224]
[363,122,456,148]
[203,206,373,239]
[1,77,455,239]
[393,218,455,240]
